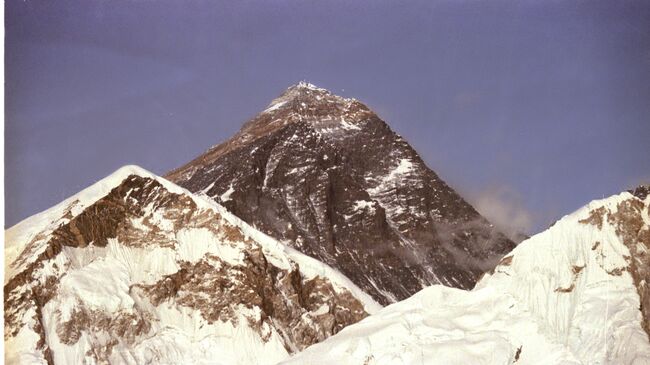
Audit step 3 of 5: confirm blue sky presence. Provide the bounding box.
[6,0,650,232]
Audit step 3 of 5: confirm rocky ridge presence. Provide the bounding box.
[4,166,380,365]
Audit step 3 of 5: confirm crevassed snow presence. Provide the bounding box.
[283,192,650,365]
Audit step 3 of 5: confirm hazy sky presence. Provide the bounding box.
[6,0,650,233]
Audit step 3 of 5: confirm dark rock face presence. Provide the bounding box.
[167,82,515,305]
[629,184,650,200]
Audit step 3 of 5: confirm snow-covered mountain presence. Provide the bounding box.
[281,188,650,364]
[166,82,515,305]
[4,166,381,365]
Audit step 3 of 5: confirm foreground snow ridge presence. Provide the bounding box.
[4,165,380,365]
[283,192,650,365]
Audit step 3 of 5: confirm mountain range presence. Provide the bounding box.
[4,83,648,365]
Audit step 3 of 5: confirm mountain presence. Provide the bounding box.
[281,188,650,364]
[4,166,381,365]
[166,82,515,305]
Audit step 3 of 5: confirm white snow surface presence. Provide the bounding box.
[219,184,235,202]
[4,165,381,365]
[263,100,287,113]
[282,193,650,365]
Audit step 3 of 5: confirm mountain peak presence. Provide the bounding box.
[167,83,516,305]
[165,83,375,182]
[289,81,328,92]
[263,81,357,114]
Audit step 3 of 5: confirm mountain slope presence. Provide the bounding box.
[166,82,515,305]
[4,166,381,365]
[281,189,650,364]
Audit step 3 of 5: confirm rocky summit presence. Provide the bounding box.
[167,82,516,305]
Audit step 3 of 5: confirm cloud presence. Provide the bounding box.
[470,185,533,243]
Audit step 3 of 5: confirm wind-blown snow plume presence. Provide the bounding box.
[471,185,533,243]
